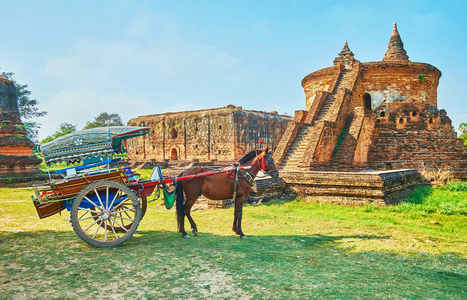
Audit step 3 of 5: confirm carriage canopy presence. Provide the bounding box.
[39,126,150,164]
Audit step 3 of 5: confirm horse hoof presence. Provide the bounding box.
[183,234,189,239]
[192,230,198,236]
[240,235,247,239]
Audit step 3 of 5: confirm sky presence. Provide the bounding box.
[0,0,466,141]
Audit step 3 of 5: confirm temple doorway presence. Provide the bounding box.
[363,93,372,110]
[171,148,178,160]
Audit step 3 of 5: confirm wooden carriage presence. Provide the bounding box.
[31,126,160,247]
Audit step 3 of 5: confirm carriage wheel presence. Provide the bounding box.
[92,195,147,232]
[71,180,142,248]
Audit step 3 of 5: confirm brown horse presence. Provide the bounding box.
[175,148,279,239]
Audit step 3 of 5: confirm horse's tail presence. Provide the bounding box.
[175,175,185,231]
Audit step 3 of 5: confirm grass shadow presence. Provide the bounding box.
[401,186,433,205]
[130,230,393,254]
[2,230,466,299]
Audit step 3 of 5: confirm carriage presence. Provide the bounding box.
[31,126,265,247]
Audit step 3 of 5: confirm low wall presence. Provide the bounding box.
[280,169,424,205]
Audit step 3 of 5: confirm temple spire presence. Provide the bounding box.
[339,40,353,56]
[383,22,409,61]
[333,40,356,68]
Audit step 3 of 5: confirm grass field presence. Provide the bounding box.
[0,183,466,299]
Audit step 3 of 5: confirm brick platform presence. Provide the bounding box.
[280,169,424,205]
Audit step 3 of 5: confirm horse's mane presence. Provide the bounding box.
[239,149,262,165]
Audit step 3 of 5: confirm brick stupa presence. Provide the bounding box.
[0,77,41,179]
[275,23,467,179]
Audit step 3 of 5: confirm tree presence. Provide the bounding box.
[459,123,467,134]
[41,123,77,144]
[84,112,124,129]
[0,69,47,143]
[459,123,467,146]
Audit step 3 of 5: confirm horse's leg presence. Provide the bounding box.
[178,189,189,239]
[232,202,238,233]
[178,203,189,239]
[234,196,246,239]
[185,196,199,236]
[175,184,189,238]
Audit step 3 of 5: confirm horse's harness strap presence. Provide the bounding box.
[232,166,239,200]
[240,169,255,186]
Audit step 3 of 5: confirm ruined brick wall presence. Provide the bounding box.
[351,62,441,111]
[127,105,291,162]
[302,65,342,111]
[345,62,465,177]
[233,108,289,157]
[368,103,467,177]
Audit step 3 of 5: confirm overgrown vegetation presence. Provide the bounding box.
[420,165,454,185]
[459,122,467,145]
[332,122,350,155]
[0,185,465,299]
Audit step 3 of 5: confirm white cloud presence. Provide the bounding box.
[38,11,250,140]
[43,11,242,87]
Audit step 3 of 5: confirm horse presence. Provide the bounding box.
[174,148,279,239]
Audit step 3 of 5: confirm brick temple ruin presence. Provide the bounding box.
[125,23,465,205]
[127,105,291,165]
[274,23,467,204]
[0,76,41,183]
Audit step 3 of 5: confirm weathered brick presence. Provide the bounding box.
[0,78,41,177]
[127,105,291,163]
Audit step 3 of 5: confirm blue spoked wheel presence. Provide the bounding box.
[71,180,142,248]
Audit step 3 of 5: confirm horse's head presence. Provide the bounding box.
[261,148,279,179]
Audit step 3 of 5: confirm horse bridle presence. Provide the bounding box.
[260,152,278,176]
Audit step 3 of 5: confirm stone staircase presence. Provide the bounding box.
[279,126,313,171]
[275,64,360,172]
[315,70,351,122]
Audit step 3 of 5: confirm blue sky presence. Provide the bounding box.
[0,0,466,140]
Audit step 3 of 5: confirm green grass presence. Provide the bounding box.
[134,168,156,180]
[0,185,466,299]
